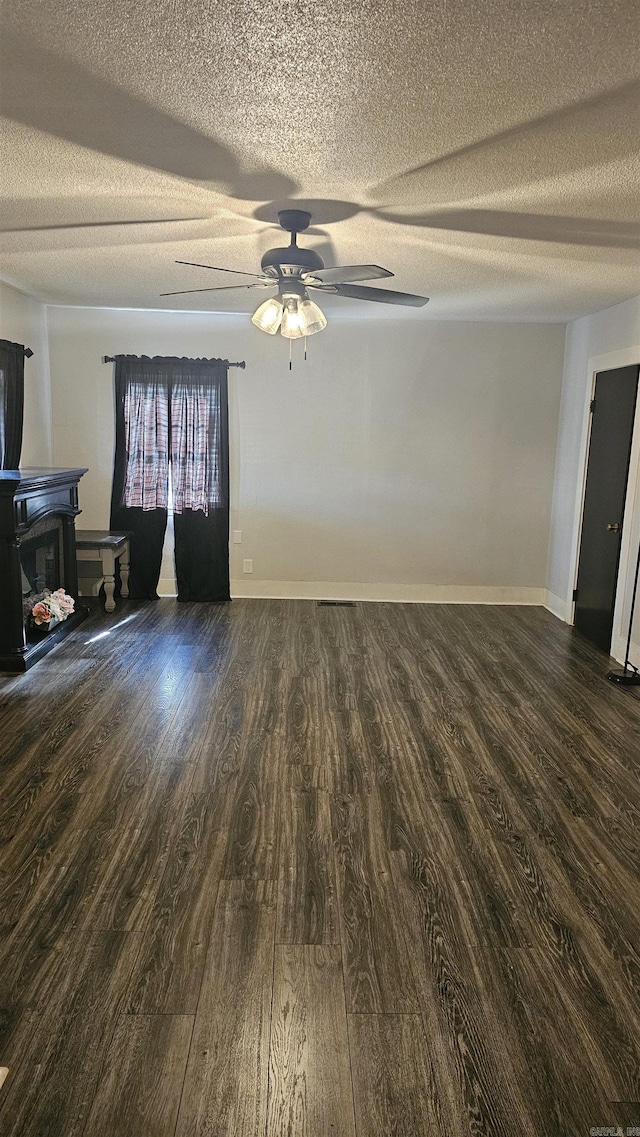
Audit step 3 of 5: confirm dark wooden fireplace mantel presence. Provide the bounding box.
[0,467,89,671]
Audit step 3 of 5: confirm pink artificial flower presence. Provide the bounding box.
[32,601,52,625]
[50,588,75,615]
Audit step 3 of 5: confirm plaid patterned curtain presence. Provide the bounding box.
[121,363,223,516]
[110,354,230,602]
[123,374,169,510]
[170,378,221,516]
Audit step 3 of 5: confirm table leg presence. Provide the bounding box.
[103,549,116,612]
[120,542,130,599]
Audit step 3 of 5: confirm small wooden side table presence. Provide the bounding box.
[76,530,133,612]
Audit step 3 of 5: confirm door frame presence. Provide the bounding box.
[569,345,640,662]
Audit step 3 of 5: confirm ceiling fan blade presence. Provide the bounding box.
[175,260,267,279]
[315,283,428,307]
[305,264,394,285]
[160,283,269,296]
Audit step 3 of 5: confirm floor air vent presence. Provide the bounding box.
[316,600,357,607]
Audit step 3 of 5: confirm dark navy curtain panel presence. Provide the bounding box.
[110,355,230,603]
[0,339,28,470]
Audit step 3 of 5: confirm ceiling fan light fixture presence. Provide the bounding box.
[251,296,283,334]
[297,297,327,336]
[280,297,306,339]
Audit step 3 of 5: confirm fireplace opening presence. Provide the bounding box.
[20,518,67,639]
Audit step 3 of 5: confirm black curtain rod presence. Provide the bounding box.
[0,340,33,356]
[102,355,245,368]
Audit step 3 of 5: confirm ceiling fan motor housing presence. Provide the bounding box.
[260,244,325,277]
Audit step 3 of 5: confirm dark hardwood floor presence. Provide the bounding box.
[0,598,639,1136]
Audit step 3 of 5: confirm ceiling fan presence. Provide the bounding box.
[161,209,429,339]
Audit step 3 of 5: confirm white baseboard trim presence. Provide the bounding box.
[544,590,572,623]
[544,592,640,666]
[610,635,640,668]
[229,580,546,605]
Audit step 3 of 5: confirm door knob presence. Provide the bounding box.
[607,522,621,532]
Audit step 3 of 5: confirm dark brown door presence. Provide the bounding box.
[574,364,639,652]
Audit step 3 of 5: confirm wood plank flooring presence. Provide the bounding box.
[1,597,639,1136]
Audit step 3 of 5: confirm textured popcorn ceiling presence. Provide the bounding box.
[0,0,639,320]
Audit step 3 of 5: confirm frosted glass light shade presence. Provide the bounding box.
[251,296,283,334]
[298,298,327,335]
[280,298,305,339]
[252,292,327,339]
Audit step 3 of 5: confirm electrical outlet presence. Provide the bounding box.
[243,559,253,574]
[233,530,242,544]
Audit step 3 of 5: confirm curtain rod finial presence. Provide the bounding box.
[24,348,34,358]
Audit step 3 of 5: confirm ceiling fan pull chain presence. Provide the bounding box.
[304,336,307,362]
[289,338,292,371]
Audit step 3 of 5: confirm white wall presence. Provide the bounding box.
[0,281,53,465]
[46,305,565,601]
[546,295,640,661]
